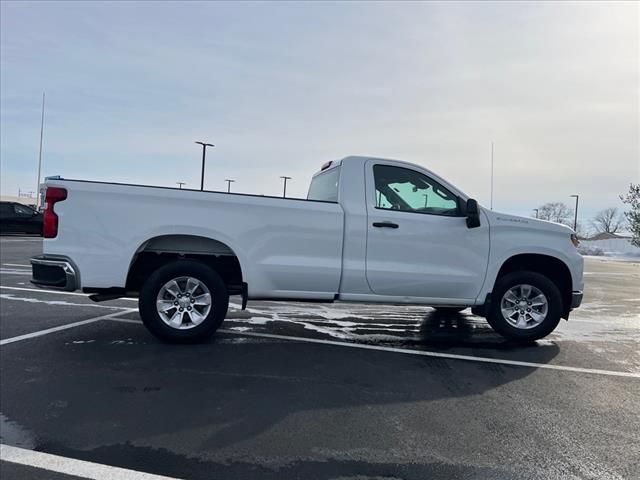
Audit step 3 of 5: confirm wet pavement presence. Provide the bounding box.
[1,236,639,479]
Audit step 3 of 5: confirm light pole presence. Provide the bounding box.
[225,179,235,193]
[533,208,539,219]
[570,194,579,232]
[176,182,186,189]
[280,176,292,198]
[35,92,45,209]
[195,141,214,191]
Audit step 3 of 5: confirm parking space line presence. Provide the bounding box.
[9,307,634,378]
[2,263,30,267]
[109,318,140,324]
[0,285,93,297]
[215,329,640,378]
[0,285,629,327]
[0,293,132,310]
[0,238,42,242]
[0,285,137,301]
[0,444,182,480]
[0,309,138,346]
[0,269,31,275]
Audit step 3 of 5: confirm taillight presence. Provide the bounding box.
[43,187,67,238]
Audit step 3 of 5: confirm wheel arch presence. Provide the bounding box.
[495,253,573,318]
[125,234,245,295]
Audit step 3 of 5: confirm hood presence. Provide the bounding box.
[484,209,574,235]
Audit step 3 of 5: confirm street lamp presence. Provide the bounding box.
[195,141,214,191]
[35,92,45,209]
[225,179,235,193]
[280,176,292,198]
[176,182,186,189]
[570,194,579,232]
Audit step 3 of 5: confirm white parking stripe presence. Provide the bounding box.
[0,269,31,275]
[0,444,182,480]
[109,318,140,324]
[0,238,42,242]
[2,263,30,267]
[0,285,94,297]
[0,285,625,326]
[0,309,137,346]
[0,285,137,301]
[0,285,89,296]
[0,293,131,310]
[106,319,639,378]
[0,285,634,376]
[216,329,640,378]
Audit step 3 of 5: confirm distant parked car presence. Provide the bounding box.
[0,201,43,235]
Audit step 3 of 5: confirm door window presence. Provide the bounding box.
[373,165,459,216]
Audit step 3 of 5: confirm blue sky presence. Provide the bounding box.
[1,1,638,226]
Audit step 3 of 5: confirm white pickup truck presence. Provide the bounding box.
[31,156,583,343]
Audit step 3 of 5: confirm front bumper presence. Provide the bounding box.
[571,291,583,309]
[30,255,78,291]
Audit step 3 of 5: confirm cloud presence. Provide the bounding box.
[1,1,638,219]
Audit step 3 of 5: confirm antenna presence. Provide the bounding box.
[490,141,494,210]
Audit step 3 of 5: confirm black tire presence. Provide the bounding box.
[139,260,229,343]
[433,306,467,313]
[487,270,563,343]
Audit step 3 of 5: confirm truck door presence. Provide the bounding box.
[365,161,490,301]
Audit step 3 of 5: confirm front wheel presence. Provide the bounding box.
[139,260,229,343]
[487,271,563,343]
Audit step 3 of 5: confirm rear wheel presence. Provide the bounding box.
[139,260,228,343]
[487,271,562,343]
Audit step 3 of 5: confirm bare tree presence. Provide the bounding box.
[620,184,640,247]
[591,207,624,234]
[537,202,574,226]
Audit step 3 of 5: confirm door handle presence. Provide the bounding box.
[372,221,399,229]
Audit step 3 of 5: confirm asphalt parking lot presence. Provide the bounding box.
[1,236,639,480]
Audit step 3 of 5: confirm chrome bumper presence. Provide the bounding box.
[30,255,78,292]
[571,291,583,309]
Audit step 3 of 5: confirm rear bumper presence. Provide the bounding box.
[571,291,583,309]
[30,255,78,291]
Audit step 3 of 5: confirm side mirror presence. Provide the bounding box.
[466,198,481,229]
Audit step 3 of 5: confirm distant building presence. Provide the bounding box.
[580,231,638,258]
[586,232,632,241]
